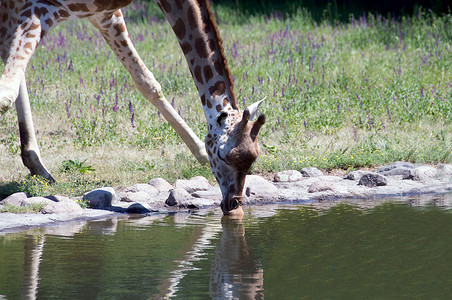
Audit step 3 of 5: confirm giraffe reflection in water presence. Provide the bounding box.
[210,216,264,299]
[18,215,263,299]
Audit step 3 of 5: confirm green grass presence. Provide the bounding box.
[0,3,451,198]
[0,203,46,214]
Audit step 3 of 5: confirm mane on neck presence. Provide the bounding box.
[198,0,238,110]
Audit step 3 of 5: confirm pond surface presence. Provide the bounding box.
[1,193,452,299]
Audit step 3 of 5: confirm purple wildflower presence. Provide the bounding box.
[386,106,392,121]
[128,100,134,113]
[130,113,135,128]
[65,101,71,118]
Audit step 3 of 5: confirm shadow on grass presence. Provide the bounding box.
[0,181,23,200]
[211,0,450,23]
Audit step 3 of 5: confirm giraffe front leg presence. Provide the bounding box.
[88,11,209,164]
[16,78,55,182]
[1,1,63,180]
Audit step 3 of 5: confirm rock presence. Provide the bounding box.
[192,187,222,199]
[123,184,158,196]
[175,176,210,194]
[148,177,173,192]
[83,187,116,209]
[358,173,387,187]
[1,192,28,206]
[246,180,278,199]
[41,198,84,215]
[307,180,337,193]
[437,164,452,179]
[23,197,55,206]
[126,203,151,214]
[178,198,217,209]
[45,195,71,202]
[377,161,418,176]
[344,170,368,181]
[166,188,191,206]
[402,166,438,181]
[274,170,303,182]
[301,167,323,177]
[245,175,269,187]
[118,191,152,203]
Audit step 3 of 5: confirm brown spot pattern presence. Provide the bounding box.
[181,42,192,55]
[113,22,126,37]
[223,97,229,107]
[195,38,208,58]
[58,9,70,18]
[187,6,197,30]
[173,18,185,40]
[45,18,53,27]
[203,66,213,82]
[200,94,206,106]
[160,0,171,13]
[67,3,90,12]
[207,39,216,52]
[213,59,224,76]
[194,65,203,84]
[34,6,48,16]
[209,81,225,98]
[23,42,33,51]
[29,22,39,30]
[174,0,183,10]
[20,9,32,18]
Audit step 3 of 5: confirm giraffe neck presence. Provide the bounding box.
[155,0,238,123]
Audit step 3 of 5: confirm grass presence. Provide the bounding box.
[0,3,451,198]
[0,203,46,214]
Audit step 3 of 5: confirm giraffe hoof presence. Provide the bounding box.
[0,95,13,114]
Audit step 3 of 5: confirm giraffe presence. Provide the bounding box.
[0,0,266,215]
[0,0,209,183]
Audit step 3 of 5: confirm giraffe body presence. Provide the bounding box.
[0,0,265,215]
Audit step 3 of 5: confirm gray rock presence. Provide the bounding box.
[402,166,438,181]
[192,188,222,199]
[307,180,337,193]
[437,164,452,179]
[123,184,158,196]
[377,161,418,176]
[301,167,323,177]
[274,170,303,182]
[148,177,173,192]
[127,203,151,214]
[246,180,278,199]
[1,192,28,206]
[344,170,368,181]
[118,191,152,203]
[245,175,269,187]
[45,195,70,202]
[166,188,191,206]
[83,187,116,209]
[41,198,84,215]
[23,197,55,206]
[175,176,210,194]
[178,198,217,209]
[358,173,387,187]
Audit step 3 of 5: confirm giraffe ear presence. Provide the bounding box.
[247,97,266,121]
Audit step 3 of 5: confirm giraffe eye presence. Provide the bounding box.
[216,112,228,126]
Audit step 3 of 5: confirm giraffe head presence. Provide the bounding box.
[206,100,265,215]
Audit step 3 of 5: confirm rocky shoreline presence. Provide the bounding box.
[1,161,451,234]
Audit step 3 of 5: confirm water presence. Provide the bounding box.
[1,193,452,299]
